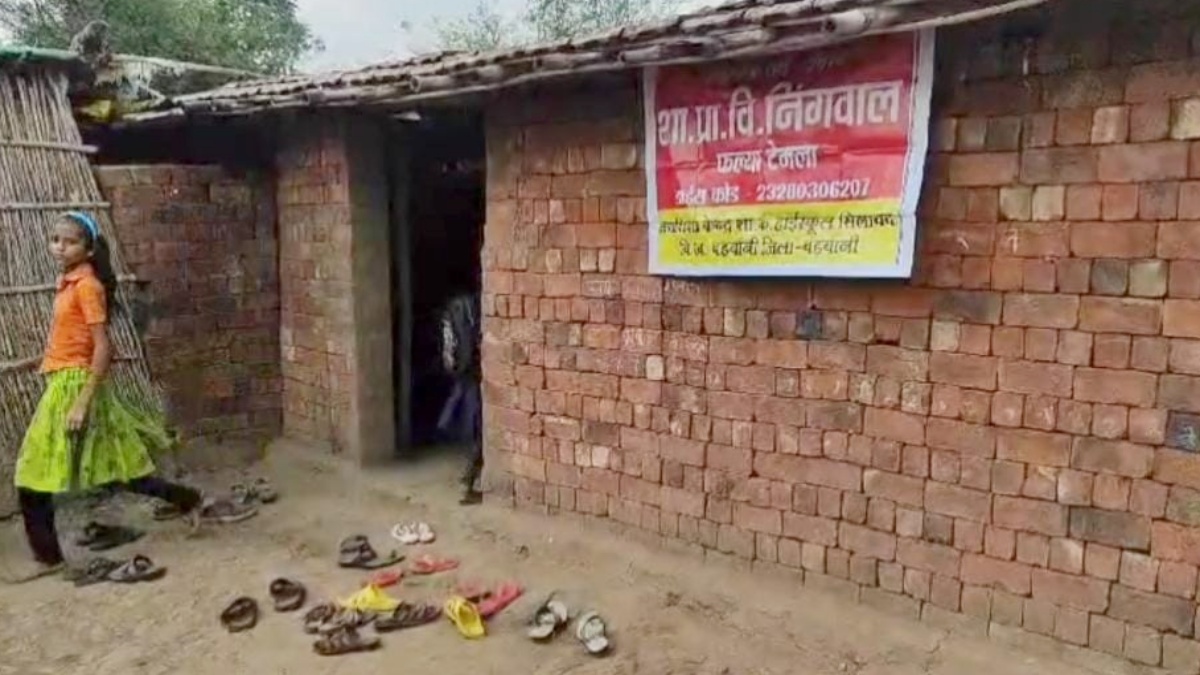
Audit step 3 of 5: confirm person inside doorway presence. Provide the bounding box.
[436,289,482,505]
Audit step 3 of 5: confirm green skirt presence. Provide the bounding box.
[14,368,166,494]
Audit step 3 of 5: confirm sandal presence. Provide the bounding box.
[303,602,339,634]
[337,536,404,570]
[231,483,254,506]
[575,611,612,655]
[375,602,441,632]
[200,498,258,525]
[152,503,181,521]
[454,580,490,603]
[322,608,375,635]
[478,581,524,619]
[252,478,279,504]
[409,554,459,576]
[313,626,381,656]
[390,523,420,546]
[107,555,166,583]
[75,522,143,552]
[444,596,486,639]
[269,578,307,612]
[220,597,259,633]
[64,557,120,587]
[528,594,570,641]
[416,522,436,544]
[340,583,400,613]
[368,569,404,588]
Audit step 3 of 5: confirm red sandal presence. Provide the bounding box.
[478,582,524,619]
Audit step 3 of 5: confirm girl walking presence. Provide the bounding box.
[11,212,201,581]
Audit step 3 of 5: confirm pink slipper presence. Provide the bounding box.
[410,554,459,576]
[478,582,524,619]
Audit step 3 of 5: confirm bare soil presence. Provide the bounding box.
[0,442,1153,675]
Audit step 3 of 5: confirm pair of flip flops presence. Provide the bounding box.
[221,578,308,633]
[391,522,435,545]
[338,536,404,570]
[375,602,441,632]
[232,478,278,506]
[527,596,611,655]
[410,554,459,576]
[65,555,166,586]
[75,522,143,552]
[453,580,524,618]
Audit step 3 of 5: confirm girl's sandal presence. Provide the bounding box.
[220,597,259,633]
[107,555,166,583]
[575,611,612,655]
[313,626,381,656]
[269,578,307,612]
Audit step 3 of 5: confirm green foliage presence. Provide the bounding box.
[431,0,681,52]
[0,0,320,74]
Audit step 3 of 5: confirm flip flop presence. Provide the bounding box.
[269,578,307,612]
[368,569,404,588]
[65,557,120,587]
[528,594,570,641]
[416,522,436,544]
[454,580,490,603]
[375,602,441,632]
[200,498,258,525]
[252,478,279,504]
[337,536,404,570]
[75,523,144,552]
[575,611,611,655]
[390,523,420,546]
[444,596,486,639]
[303,602,339,634]
[220,597,259,633]
[313,626,381,656]
[409,554,459,576]
[107,555,166,583]
[478,582,524,619]
[340,583,400,613]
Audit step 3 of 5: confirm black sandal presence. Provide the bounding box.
[375,602,441,632]
[221,597,259,633]
[107,555,166,583]
[313,626,380,656]
[269,578,307,612]
[336,536,404,570]
[75,522,143,552]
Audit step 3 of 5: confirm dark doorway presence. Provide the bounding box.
[389,111,485,454]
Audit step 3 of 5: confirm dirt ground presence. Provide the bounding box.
[0,442,1159,675]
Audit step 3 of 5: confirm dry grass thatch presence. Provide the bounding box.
[0,66,159,515]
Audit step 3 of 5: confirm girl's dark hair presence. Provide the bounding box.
[66,215,119,316]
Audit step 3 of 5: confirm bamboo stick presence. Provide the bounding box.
[0,139,98,153]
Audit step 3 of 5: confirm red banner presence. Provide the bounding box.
[644,31,935,277]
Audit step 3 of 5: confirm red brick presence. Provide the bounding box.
[661,486,706,517]
[1098,142,1191,182]
[926,482,991,522]
[782,513,838,546]
[1159,562,1198,599]
[961,553,1032,595]
[1074,368,1158,407]
[997,429,1071,467]
[803,458,864,492]
[1057,469,1094,506]
[1070,222,1158,258]
[1110,585,1195,636]
[863,470,924,508]
[1020,147,1099,184]
[1164,635,1200,674]
[1049,537,1084,574]
[1160,375,1200,414]
[929,352,998,390]
[993,495,1068,537]
[863,408,925,445]
[1102,184,1140,220]
[1080,297,1163,335]
[1032,568,1111,612]
[1070,506,1152,551]
[733,503,782,535]
[839,523,897,561]
[1165,301,1200,338]
[1155,448,1200,491]
[1072,438,1154,478]
[998,360,1073,396]
[754,340,807,369]
[1093,473,1131,509]
[660,435,705,467]
[808,342,866,371]
[948,153,1019,186]
[1002,294,1079,329]
[1120,551,1161,592]
[1131,479,1169,518]
[1093,335,1131,369]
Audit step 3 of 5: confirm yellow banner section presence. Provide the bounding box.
[657,199,903,268]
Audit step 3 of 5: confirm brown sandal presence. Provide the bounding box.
[220,597,259,633]
[269,578,307,612]
[303,602,338,634]
[375,602,441,632]
[313,626,381,656]
[337,536,404,570]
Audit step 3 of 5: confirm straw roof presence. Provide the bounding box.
[0,64,160,515]
[129,0,1049,122]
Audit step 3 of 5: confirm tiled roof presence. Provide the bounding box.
[157,0,1049,117]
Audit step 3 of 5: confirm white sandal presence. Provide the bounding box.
[575,611,611,655]
[390,523,419,545]
[416,522,436,544]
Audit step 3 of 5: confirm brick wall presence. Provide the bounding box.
[482,3,1200,669]
[98,164,281,444]
[274,115,394,462]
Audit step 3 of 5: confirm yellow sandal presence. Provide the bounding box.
[444,596,485,639]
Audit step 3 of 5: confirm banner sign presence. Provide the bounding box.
[643,30,935,277]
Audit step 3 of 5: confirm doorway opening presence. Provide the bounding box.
[389,110,485,457]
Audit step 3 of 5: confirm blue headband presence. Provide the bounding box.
[64,211,100,241]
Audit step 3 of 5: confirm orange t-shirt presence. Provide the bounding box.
[42,263,108,373]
